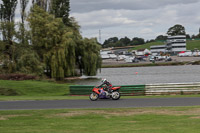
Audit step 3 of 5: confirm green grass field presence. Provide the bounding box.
[0,107,200,133]
[186,40,200,50]
[131,41,164,50]
[0,80,69,96]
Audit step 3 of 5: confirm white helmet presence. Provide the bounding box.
[101,78,107,83]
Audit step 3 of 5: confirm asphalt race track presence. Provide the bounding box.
[0,97,200,110]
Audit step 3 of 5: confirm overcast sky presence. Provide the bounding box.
[70,0,200,43]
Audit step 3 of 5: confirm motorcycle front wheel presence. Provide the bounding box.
[111,91,120,100]
[89,92,99,101]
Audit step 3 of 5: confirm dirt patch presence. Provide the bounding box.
[55,110,107,117]
[0,114,31,120]
[190,116,200,119]
[0,117,7,120]
[55,108,200,118]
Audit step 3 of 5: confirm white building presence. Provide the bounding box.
[166,35,186,53]
[150,35,186,54]
[150,45,166,53]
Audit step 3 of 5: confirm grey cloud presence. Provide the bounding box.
[71,0,200,13]
[70,0,200,42]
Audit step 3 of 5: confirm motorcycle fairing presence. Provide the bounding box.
[112,87,120,90]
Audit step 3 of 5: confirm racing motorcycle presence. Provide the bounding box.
[89,86,121,101]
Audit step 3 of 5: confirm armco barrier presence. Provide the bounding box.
[69,85,94,95]
[69,85,146,96]
[120,85,145,96]
[70,82,200,96]
[146,82,200,95]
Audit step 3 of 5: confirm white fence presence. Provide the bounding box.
[146,82,200,95]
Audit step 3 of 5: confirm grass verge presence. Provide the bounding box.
[1,80,200,101]
[0,80,70,96]
[0,106,200,133]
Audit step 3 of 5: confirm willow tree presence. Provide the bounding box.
[66,17,102,76]
[28,5,76,79]
[82,38,101,76]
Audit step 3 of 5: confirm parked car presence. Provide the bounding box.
[178,51,192,57]
[149,56,155,62]
[165,56,172,61]
[125,57,134,63]
[132,58,139,63]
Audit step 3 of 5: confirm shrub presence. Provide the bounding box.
[192,61,200,65]
[0,73,37,80]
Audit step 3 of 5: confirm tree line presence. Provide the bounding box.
[103,37,145,48]
[0,0,101,80]
[103,24,200,48]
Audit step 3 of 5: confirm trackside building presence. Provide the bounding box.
[150,35,186,54]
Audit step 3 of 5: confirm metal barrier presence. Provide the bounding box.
[120,85,145,96]
[69,85,94,95]
[69,82,200,96]
[146,82,200,95]
[69,85,146,96]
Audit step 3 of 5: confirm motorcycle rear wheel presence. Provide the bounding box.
[111,91,120,100]
[89,92,99,101]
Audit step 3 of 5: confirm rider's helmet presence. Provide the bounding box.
[101,78,107,83]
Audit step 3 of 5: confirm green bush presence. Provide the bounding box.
[0,74,37,80]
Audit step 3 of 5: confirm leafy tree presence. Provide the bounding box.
[0,2,102,78]
[103,36,145,47]
[0,0,18,72]
[104,37,119,45]
[68,17,102,76]
[155,35,167,41]
[103,37,118,48]
[19,0,29,45]
[167,24,186,36]
[82,38,101,76]
[17,51,44,75]
[146,39,155,43]
[131,37,145,45]
[49,0,70,26]
[119,36,131,46]
[186,34,191,39]
[0,0,18,40]
[196,34,200,38]
[33,0,48,11]
[28,5,76,79]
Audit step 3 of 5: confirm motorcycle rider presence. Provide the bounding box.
[99,79,113,93]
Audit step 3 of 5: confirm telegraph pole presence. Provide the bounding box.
[99,29,102,44]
